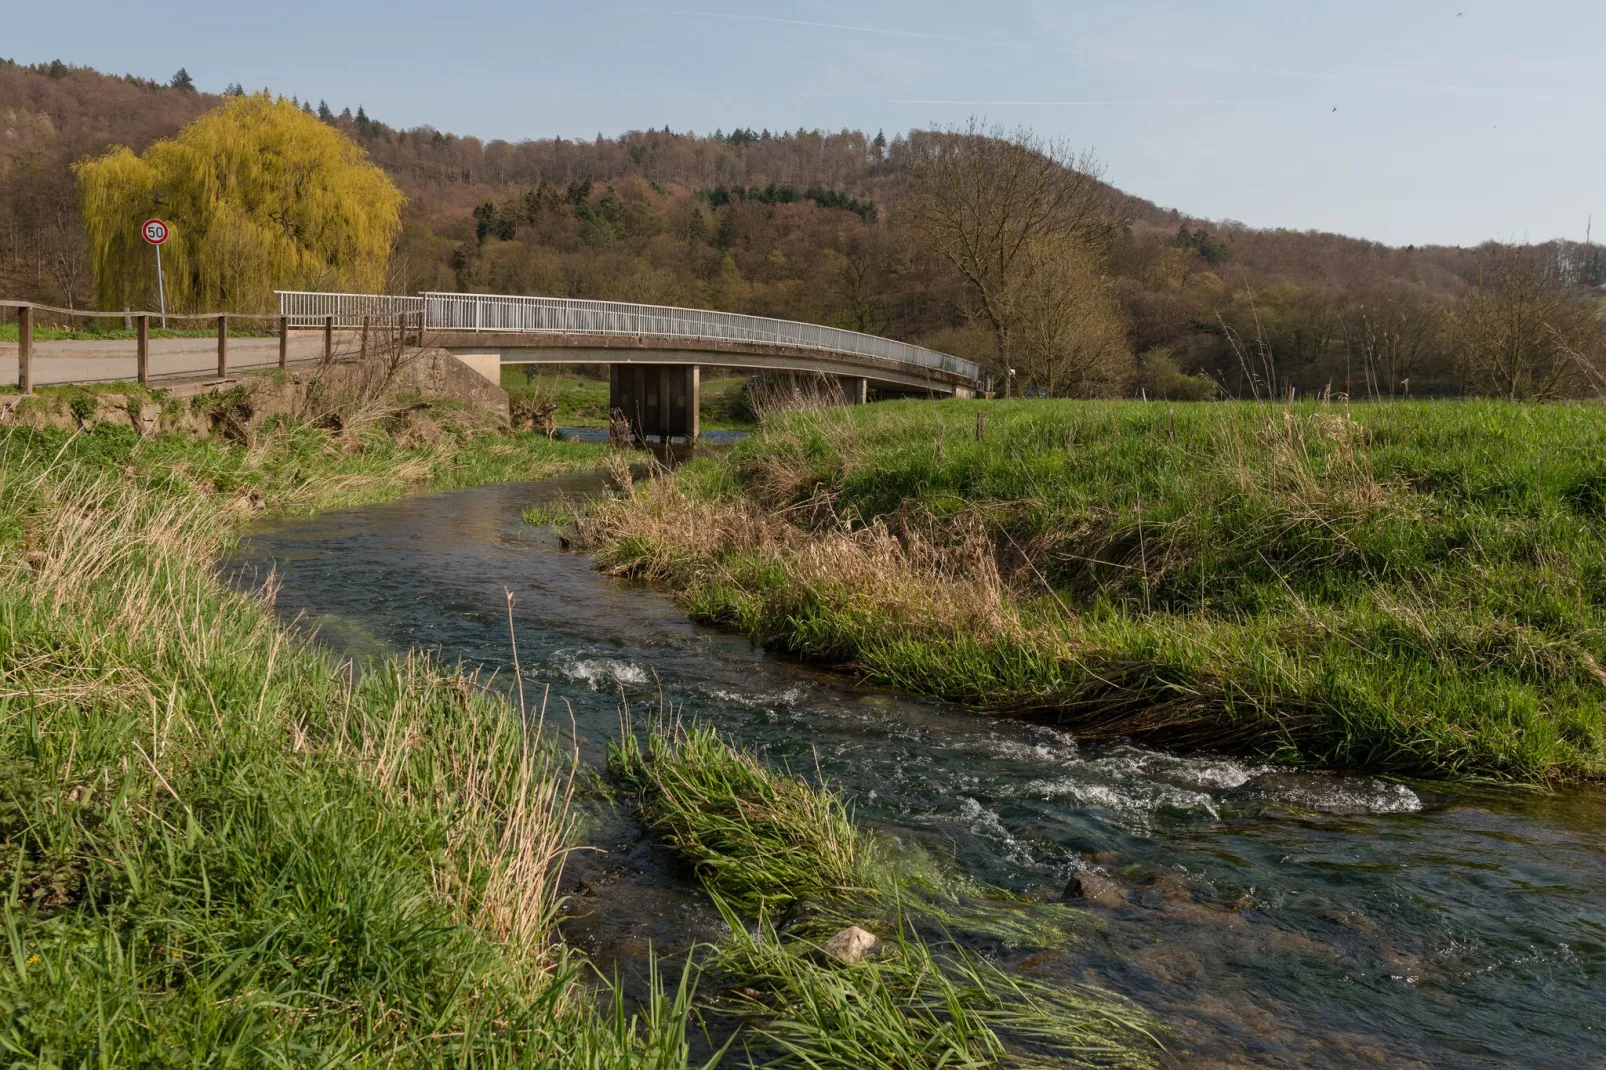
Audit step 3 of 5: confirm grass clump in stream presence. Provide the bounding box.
[610,721,1162,1068]
[583,399,1606,782]
[610,723,878,916]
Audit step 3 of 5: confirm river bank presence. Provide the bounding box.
[0,419,649,1060]
[579,398,1606,782]
[0,417,1160,1066]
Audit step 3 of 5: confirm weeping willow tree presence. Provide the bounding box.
[76,94,403,312]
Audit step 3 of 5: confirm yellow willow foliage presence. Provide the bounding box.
[76,94,403,313]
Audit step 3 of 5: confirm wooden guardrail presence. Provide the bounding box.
[4,301,423,393]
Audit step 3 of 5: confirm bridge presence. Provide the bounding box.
[277,291,981,439]
[3,292,981,440]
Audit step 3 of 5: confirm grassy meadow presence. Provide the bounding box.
[581,398,1606,782]
[501,369,755,430]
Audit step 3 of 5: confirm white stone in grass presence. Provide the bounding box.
[820,925,878,965]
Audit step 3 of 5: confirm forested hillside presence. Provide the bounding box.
[4,57,1603,398]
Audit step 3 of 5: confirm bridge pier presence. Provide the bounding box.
[842,376,868,404]
[610,364,700,442]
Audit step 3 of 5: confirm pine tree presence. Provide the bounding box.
[317,99,332,121]
[224,82,244,96]
[48,59,68,79]
[872,129,887,159]
[77,93,403,312]
[472,202,497,243]
[170,67,195,92]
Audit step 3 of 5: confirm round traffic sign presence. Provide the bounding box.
[142,218,169,245]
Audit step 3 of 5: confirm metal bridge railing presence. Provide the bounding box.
[275,290,980,383]
[277,290,423,329]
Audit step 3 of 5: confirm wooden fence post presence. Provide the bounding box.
[217,313,228,378]
[137,315,150,386]
[323,315,333,361]
[17,305,33,394]
[278,315,288,369]
[975,409,986,442]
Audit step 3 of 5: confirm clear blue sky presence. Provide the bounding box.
[12,1,1603,247]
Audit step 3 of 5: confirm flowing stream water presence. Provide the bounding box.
[225,471,1605,1068]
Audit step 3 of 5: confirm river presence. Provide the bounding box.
[224,471,1606,1067]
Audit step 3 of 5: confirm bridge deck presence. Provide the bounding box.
[277,290,982,394]
[439,331,975,394]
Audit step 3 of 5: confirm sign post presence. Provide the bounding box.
[142,218,169,328]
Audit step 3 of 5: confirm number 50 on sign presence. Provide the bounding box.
[142,218,169,325]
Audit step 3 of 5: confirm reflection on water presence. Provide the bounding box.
[225,476,1606,1068]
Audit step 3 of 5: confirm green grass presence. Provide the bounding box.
[0,381,172,398]
[0,421,741,1065]
[584,398,1606,781]
[0,414,611,519]
[698,377,753,430]
[610,722,1161,1068]
[501,370,755,431]
[609,723,880,916]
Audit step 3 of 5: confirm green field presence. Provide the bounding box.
[501,369,755,430]
[584,398,1606,782]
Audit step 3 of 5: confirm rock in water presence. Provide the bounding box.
[1062,872,1127,908]
[820,925,878,965]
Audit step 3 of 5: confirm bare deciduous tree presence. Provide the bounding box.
[1342,287,1445,399]
[1004,236,1132,396]
[904,118,1124,395]
[827,229,886,334]
[1452,245,1605,399]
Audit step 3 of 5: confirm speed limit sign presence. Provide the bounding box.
[143,218,171,325]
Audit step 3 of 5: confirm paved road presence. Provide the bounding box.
[1,333,364,386]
